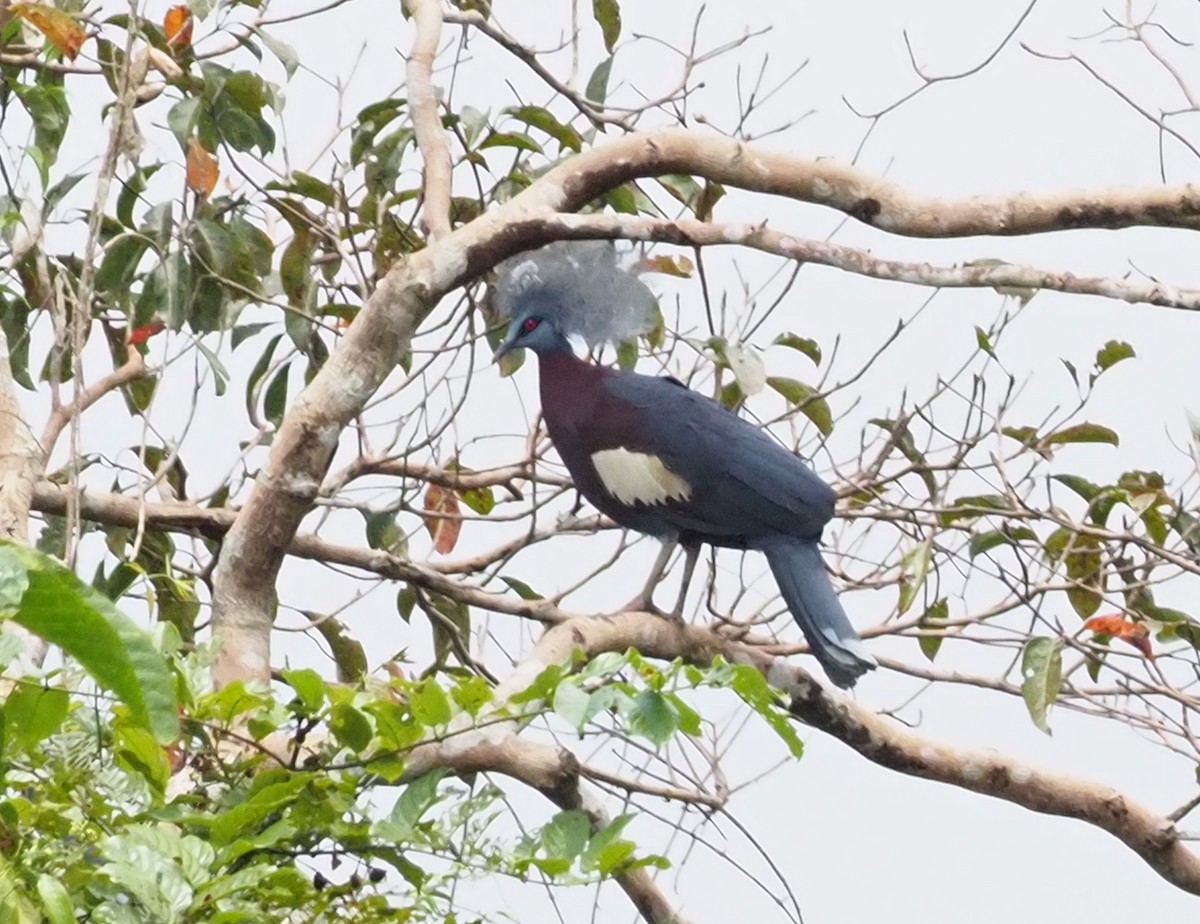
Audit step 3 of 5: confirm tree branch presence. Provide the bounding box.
[40,347,146,459]
[53,471,1200,894]
[207,125,1200,688]
[0,327,48,667]
[400,735,694,924]
[549,212,1200,312]
[444,8,622,130]
[404,0,452,240]
[514,611,1200,897]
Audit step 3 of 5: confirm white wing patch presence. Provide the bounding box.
[591,448,692,506]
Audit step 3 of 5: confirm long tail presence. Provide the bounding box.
[761,539,876,688]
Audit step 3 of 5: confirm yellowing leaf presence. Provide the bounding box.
[423,484,462,555]
[638,254,694,278]
[11,3,86,60]
[186,137,218,198]
[164,4,194,49]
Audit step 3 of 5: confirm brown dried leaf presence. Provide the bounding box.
[423,484,462,555]
[1083,614,1153,659]
[186,137,218,198]
[11,3,86,59]
[164,4,194,49]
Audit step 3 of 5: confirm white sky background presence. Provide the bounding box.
[14,0,1200,920]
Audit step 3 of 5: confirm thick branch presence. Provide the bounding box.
[404,0,452,240]
[517,612,1200,897]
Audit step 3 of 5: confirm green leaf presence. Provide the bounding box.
[772,332,822,366]
[1041,422,1119,448]
[616,338,638,370]
[12,83,70,184]
[330,703,373,751]
[1001,425,1039,446]
[0,543,178,743]
[918,598,948,661]
[167,97,201,151]
[592,0,622,52]
[552,681,592,731]
[586,56,613,105]
[410,678,452,727]
[1093,340,1135,376]
[376,769,448,842]
[478,130,543,154]
[968,526,1036,559]
[897,540,931,615]
[1020,637,1063,734]
[113,722,172,794]
[938,494,1016,527]
[1043,528,1105,617]
[543,809,591,862]
[256,28,298,79]
[280,668,325,714]
[627,690,677,747]
[500,576,542,600]
[581,814,638,874]
[264,362,290,427]
[36,874,73,924]
[457,485,495,516]
[211,776,309,846]
[396,585,417,621]
[195,340,229,396]
[766,377,833,436]
[974,325,996,358]
[3,681,69,753]
[96,233,152,296]
[450,675,493,716]
[504,105,583,152]
[363,510,406,555]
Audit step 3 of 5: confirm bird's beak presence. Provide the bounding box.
[492,318,523,364]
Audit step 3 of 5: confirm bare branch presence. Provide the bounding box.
[404,0,453,240]
[39,347,146,459]
[445,8,622,129]
[547,212,1200,312]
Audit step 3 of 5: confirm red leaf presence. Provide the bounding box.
[128,318,165,345]
[1083,614,1153,659]
[423,484,461,555]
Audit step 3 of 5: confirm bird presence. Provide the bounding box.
[491,241,875,688]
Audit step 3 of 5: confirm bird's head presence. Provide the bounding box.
[493,305,571,362]
[489,241,659,365]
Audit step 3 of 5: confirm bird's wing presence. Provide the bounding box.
[602,372,837,541]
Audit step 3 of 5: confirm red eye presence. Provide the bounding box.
[522,317,540,332]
